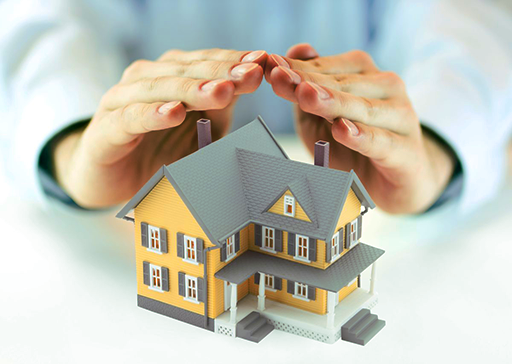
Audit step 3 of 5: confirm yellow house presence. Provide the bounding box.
[117,117,385,345]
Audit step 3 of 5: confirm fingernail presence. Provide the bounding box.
[279,66,301,84]
[306,81,330,100]
[271,54,290,68]
[342,118,359,136]
[241,50,266,63]
[201,79,227,92]
[158,101,180,114]
[230,63,259,79]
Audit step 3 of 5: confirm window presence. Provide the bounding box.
[347,218,359,248]
[263,227,275,251]
[284,195,295,217]
[185,275,198,303]
[331,232,340,260]
[149,264,162,291]
[264,274,275,289]
[148,225,161,253]
[226,234,236,260]
[294,282,308,299]
[295,234,309,260]
[184,235,197,263]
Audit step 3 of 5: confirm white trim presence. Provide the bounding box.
[259,247,277,254]
[293,256,311,264]
[147,224,162,254]
[347,218,359,249]
[294,282,309,301]
[264,274,275,290]
[283,195,296,217]
[149,264,163,292]
[292,294,311,302]
[262,226,276,252]
[226,234,236,261]
[183,235,198,264]
[184,274,199,303]
[295,234,309,261]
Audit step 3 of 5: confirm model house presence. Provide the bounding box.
[117,116,385,345]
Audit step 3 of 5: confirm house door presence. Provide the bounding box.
[224,281,232,311]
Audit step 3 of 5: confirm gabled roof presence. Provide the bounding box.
[116,116,375,246]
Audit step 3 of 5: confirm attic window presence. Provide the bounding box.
[284,195,295,217]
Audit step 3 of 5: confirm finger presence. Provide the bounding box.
[102,77,235,111]
[158,48,268,66]
[121,59,263,94]
[331,117,411,169]
[295,81,411,134]
[107,101,187,145]
[266,50,378,79]
[270,66,402,101]
[286,43,319,60]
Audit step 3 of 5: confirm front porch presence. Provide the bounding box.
[214,288,379,343]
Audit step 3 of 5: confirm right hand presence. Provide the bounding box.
[52,49,267,208]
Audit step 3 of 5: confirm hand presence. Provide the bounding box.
[266,44,455,214]
[53,49,267,208]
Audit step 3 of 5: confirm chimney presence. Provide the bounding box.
[314,141,330,168]
[197,118,212,149]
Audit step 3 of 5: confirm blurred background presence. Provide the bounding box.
[1,0,511,363]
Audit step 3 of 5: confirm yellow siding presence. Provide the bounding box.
[267,190,311,222]
[249,277,327,315]
[207,224,250,319]
[338,278,358,302]
[325,188,362,268]
[134,178,213,316]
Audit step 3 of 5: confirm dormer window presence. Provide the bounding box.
[284,195,295,217]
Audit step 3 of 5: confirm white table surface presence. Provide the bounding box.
[1,136,511,364]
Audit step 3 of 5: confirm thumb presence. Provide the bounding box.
[286,43,319,60]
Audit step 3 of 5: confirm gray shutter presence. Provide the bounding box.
[143,261,150,286]
[196,238,204,263]
[160,228,168,253]
[287,279,295,294]
[274,277,282,290]
[235,232,240,252]
[275,229,283,252]
[220,244,227,262]
[357,215,362,240]
[339,227,344,250]
[307,286,316,300]
[178,272,186,296]
[345,223,351,249]
[254,225,262,247]
[309,238,317,262]
[325,238,332,263]
[177,233,184,258]
[197,277,205,303]
[162,267,169,291]
[254,272,260,285]
[288,233,296,256]
[141,222,149,248]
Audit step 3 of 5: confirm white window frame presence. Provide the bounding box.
[183,235,198,264]
[264,274,276,292]
[225,234,236,262]
[147,225,162,254]
[331,232,340,262]
[347,218,359,248]
[283,195,296,217]
[261,226,276,253]
[294,234,310,262]
[184,274,199,304]
[148,264,163,292]
[293,282,310,301]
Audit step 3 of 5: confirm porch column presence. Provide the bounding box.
[229,283,238,324]
[370,262,377,294]
[327,291,336,329]
[257,272,266,311]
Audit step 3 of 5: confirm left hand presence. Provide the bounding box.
[266,44,455,214]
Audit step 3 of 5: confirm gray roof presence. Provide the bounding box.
[215,243,384,292]
[117,116,375,246]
